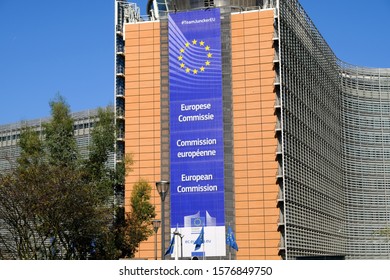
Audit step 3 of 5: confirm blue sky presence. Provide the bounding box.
[0,0,389,125]
[299,0,390,68]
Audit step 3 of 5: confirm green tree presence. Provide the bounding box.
[44,95,79,168]
[0,96,116,259]
[83,107,116,203]
[116,179,156,259]
[0,96,156,259]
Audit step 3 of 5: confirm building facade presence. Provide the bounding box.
[115,0,390,259]
[0,109,115,172]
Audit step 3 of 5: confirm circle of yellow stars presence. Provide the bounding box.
[177,39,212,74]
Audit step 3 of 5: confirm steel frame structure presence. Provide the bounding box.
[278,0,390,259]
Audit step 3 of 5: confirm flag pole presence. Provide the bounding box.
[203,227,205,260]
[228,223,231,260]
[174,232,179,261]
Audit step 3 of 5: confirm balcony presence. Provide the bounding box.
[116,65,125,77]
[278,240,286,250]
[277,215,285,231]
[116,44,125,56]
[275,119,282,133]
[275,144,282,155]
[116,107,125,119]
[116,151,124,163]
[117,133,125,143]
[274,96,281,109]
[116,85,125,98]
[276,190,284,207]
[274,74,281,85]
[116,25,123,35]
[273,29,279,41]
[276,166,283,180]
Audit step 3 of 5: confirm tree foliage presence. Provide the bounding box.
[43,95,79,168]
[0,96,116,259]
[0,96,156,259]
[115,179,156,259]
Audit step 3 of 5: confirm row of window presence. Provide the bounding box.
[0,122,95,144]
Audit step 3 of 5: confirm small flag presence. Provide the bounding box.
[226,226,238,251]
[194,227,204,251]
[165,233,175,256]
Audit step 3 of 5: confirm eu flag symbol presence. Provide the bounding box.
[194,226,204,251]
[191,217,205,227]
[176,39,214,75]
[226,226,238,251]
[165,233,175,256]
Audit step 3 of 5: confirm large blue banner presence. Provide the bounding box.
[169,8,225,257]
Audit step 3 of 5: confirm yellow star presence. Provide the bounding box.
[178,55,183,61]
[180,63,185,68]
[205,60,211,66]
[192,39,197,45]
[180,48,185,53]
[200,41,205,46]
[207,53,212,58]
[205,45,210,51]
[185,42,190,47]
[186,68,190,73]
[200,66,205,72]
[193,69,198,74]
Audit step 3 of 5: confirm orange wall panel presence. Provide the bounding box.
[232,10,279,260]
[124,21,162,260]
